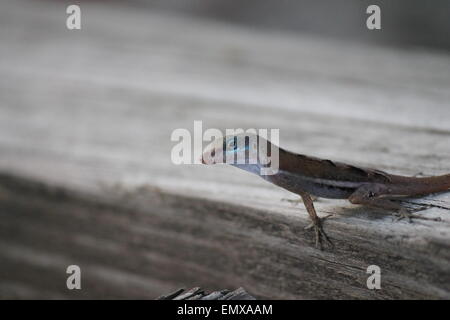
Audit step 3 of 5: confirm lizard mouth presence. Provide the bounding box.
[201,147,220,165]
[201,152,217,165]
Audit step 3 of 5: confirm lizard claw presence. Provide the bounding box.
[393,208,413,223]
[305,215,334,250]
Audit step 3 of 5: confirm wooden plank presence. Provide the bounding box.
[0,0,449,299]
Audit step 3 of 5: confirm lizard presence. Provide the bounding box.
[201,133,449,250]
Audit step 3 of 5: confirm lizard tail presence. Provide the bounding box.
[403,174,450,195]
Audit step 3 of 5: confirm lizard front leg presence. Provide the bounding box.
[348,185,440,222]
[298,192,333,250]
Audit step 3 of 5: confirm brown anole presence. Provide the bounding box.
[201,133,449,249]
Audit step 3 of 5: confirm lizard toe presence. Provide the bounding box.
[307,217,334,250]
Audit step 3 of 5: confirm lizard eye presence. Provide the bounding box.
[227,137,238,151]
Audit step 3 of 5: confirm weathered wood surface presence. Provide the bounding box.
[156,287,255,300]
[0,0,450,299]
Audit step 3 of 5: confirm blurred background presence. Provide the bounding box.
[132,0,450,51]
[1,0,449,299]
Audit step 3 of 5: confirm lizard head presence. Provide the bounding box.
[201,133,277,175]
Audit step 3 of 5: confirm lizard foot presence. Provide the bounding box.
[305,215,334,250]
[393,208,441,223]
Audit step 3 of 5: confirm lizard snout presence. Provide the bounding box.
[201,148,220,165]
[201,140,223,165]
[200,152,216,165]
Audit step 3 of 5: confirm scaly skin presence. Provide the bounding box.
[201,133,449,250]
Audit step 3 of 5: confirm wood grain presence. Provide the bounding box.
[0,0,449,299]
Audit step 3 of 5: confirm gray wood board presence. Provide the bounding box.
[0,0,449,299]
